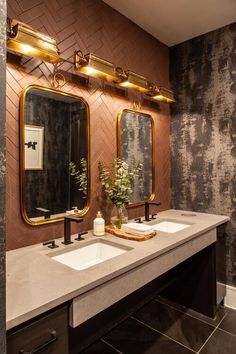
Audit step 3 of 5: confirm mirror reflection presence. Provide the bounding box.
[117,109,154,205]
[20,85,90,225]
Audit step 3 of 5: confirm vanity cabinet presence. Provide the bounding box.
[7,305,69,354]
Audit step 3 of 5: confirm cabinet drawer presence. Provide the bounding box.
[7,306,69,354]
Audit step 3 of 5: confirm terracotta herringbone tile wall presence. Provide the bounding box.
[6,0,170,250]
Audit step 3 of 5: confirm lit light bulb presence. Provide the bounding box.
[20,43,34,54]
[84,67,99,75]
[119,81,132,87]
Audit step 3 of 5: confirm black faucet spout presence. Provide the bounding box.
[145,201,161,221]
[62,216,83,245]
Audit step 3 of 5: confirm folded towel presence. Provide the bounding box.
[121,222,154,236]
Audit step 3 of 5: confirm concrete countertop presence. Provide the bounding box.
[6,209,229,330]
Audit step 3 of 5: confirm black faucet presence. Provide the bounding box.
[145,201,161,221]
[62,216,83,245]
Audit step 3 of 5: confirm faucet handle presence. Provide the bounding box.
[74,231,88,241]
[42,240,59,249]
[134,217,143,223]
[151,213,157,219]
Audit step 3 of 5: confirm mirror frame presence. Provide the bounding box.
[117,109,155,207]
[20,84,90,226]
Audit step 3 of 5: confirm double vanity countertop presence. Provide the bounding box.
[6,209,229,330]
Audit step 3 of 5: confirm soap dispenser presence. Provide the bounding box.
[93,211,105,236]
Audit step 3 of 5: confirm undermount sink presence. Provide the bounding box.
[50,239,132,271]
[150,220,192,233]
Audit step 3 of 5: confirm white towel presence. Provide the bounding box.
[121,222,154,236]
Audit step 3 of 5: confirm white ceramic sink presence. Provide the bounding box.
[51,239,131,271]
[152,220,191,233]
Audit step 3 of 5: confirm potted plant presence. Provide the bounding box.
[98,158,142,228]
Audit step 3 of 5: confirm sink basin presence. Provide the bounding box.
[151,220,191,233]
[50,239,131,271]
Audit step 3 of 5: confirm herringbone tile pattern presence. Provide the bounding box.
[6,0,170,249]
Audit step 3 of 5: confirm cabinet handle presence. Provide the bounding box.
[19,330,57,354]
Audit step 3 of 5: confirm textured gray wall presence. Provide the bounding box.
[170,23,236,286]
[0,0,6,352]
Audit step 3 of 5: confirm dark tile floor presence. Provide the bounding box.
[80,296,236,353]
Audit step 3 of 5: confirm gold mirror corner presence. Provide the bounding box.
[20,84,90,226]
[117,109,155,208]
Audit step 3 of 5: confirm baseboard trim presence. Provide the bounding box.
[225,285,236,309]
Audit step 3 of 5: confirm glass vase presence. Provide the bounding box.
[110,204,128,229]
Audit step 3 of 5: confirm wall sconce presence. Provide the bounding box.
[115,67,149,92]
[146,84,175,103]
[7,17,175,103]
[74,50,117,82]
[7,18,62,64]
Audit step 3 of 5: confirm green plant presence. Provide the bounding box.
[69,158,87,198]
[98,158,142,207]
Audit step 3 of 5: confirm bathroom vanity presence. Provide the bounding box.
[6,209,229,353]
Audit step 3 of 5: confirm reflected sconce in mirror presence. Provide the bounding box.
[146,84,175,103]
[115,67,150,92]
[7,18,62,64]
[74,50,117,82]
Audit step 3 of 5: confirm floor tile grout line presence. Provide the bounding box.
[217,327,236,338]
[197,326,219,353]
[154,297,222,327]
[131,316,197,353]
[148,299,231,353]
[100,338,124,354]
[215,309,229,329]
[197,316,236,354]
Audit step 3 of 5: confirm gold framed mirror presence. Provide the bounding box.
[20,85,90,225]
[117,109,155,206]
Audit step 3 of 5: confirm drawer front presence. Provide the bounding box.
[7,306,69,354]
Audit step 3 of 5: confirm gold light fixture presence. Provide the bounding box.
[7,17,175,102]
[115,67,149,92]
[7,18,62,64]
[146,84,175,103]
[74,50,117,82]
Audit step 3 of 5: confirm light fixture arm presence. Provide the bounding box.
[74,50,88,69]
[147,82,159,95]
[51,63,66,89]
[115,67,128,82]
[7,17,13,37]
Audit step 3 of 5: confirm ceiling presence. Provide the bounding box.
[103,0,236,46]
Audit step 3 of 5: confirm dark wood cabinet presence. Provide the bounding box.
[7,305,69,354]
